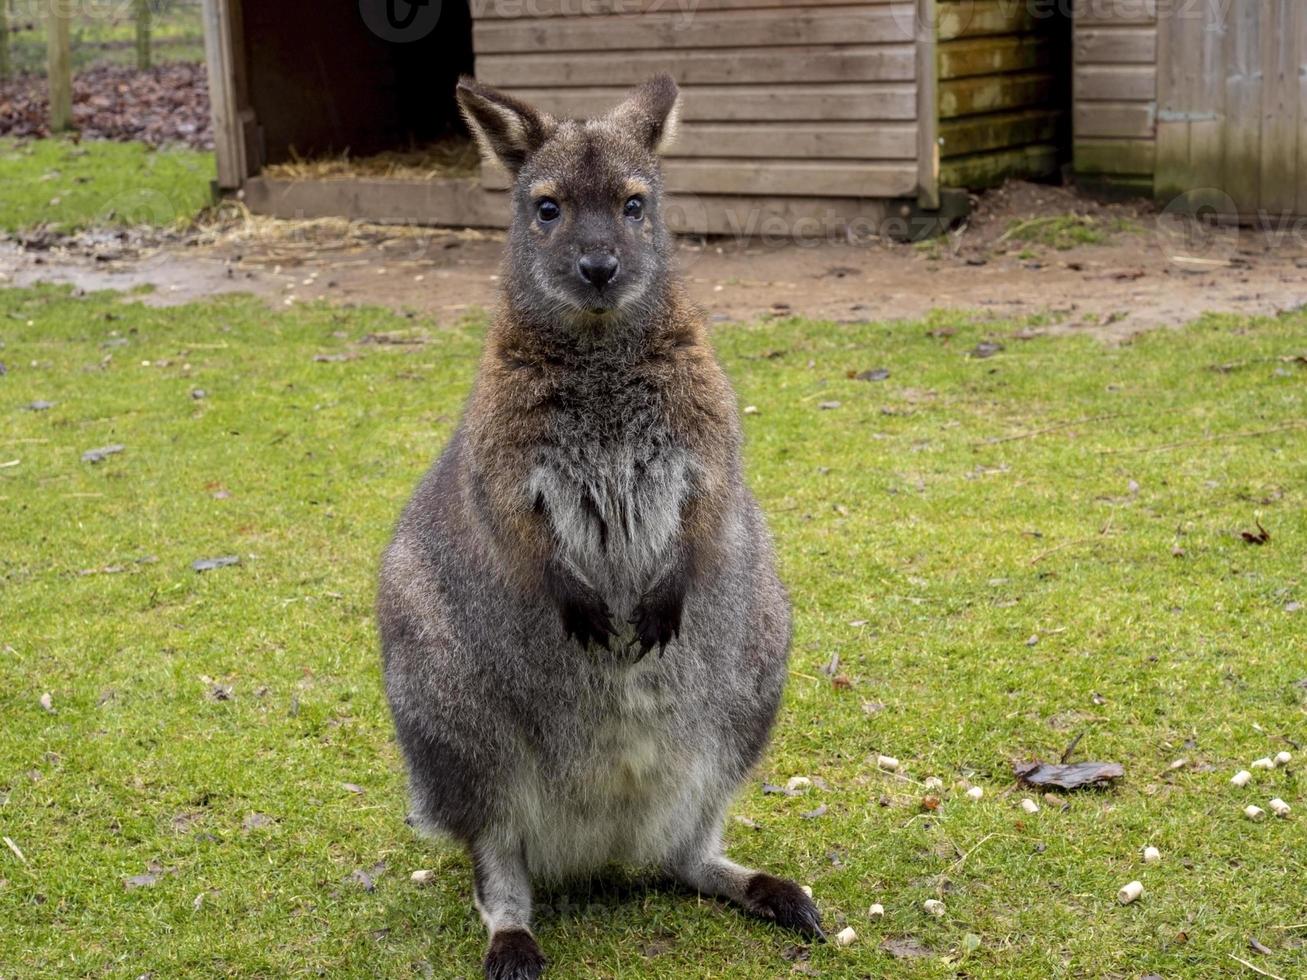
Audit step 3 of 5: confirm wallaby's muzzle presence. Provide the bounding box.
[577,251,620,290]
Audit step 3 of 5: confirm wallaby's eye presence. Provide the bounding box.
[623,197,644,221]
[536,198,561,224]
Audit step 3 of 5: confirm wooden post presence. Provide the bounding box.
[202,0,248,188]
[0,0,11,83]
[47,0,73,132]
[916,0,940,209]
[135,0,151,70]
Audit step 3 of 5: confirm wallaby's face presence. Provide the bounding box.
[457,75,681,322]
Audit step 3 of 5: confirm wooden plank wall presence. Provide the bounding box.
[1072,0,1158,193]
[470,0,921,206]
[937,0,1071,189]
[1154,0,1306,216]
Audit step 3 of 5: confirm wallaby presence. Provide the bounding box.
[377,73,821,980]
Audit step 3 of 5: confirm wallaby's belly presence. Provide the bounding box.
[509,659,719,879]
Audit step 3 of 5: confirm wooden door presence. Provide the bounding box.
[1156,0,1307,217]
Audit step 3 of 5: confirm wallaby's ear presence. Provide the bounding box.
[607,74,681,154]
[456,76,555,175]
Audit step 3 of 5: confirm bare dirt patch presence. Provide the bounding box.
[3,181,1305,340]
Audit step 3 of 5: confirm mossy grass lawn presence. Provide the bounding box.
[1,285,1304,978]
[0,139,214,234]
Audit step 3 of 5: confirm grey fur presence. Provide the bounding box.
[378,75,818,979]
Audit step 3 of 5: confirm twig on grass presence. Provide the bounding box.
[1228,954,1286,980]
[945,832,998,876]
[1029,538,1094,565]
[1100,420,1307,455]
[3,836,27,865]
[1060,732,1085,765]
[973,412,1126,447]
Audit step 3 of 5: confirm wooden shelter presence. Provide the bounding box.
[201,0,1307,234]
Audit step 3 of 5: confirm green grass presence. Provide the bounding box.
[0,138,214,233]
[1,285,1305,978]
[1003,214,1141,250]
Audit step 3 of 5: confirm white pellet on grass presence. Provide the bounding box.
[1269,798,1291,818]
[923,899,946,917]
[923,776,944,790]
[835,926,858,947]
[1231,770,1252,787]
[785,776,812,793]
[868,903,885,920]
[877,754,899,772]
[1142,846,1161,864]
[966,786,984,801]
[1244,804,1266,822]
[1251,757,1275,770]
[1117,881,1143,905]
[410,869,436,885]
[1275,751,1292,767]
[1020,798,1039,814]
[801,885,813,898]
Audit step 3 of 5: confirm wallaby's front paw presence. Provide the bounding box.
[484,928,545,980]
[559,587,617,651]
[630,590,682,657]
[743,872,825,940]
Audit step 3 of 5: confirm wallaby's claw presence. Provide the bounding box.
[560,595,617,652]
[743,872,825,940]
[630,594,682,657]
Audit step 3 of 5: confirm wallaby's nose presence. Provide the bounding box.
[577,252,620,289]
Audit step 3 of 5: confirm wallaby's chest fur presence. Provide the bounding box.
[526,363,693,609]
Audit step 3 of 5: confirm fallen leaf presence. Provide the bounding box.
[968,341,1004,359]
[192,556,240,572]
[124,873,159,890]
[81,444,124,463]
[206,683,233,702]
[342,782,365,795]
[23,400,55,411]
[817,401,841,410]
[1014,759,1124,790]
[242,813,274,831]
[1248,937,1273,956]
[346,868,376,892]
[855,368,890,382]
[1241,521,1271,545]
[346,860,386,892]
[800,804,827,820]
[39,692,55,713]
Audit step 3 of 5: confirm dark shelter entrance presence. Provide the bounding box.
[237,0,473,167]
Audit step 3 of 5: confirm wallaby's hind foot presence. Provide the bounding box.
[743,872,825,940]
[670,848,824,941]
[484,929,545,980]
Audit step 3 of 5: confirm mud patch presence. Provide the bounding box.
[3,182,1306,340]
